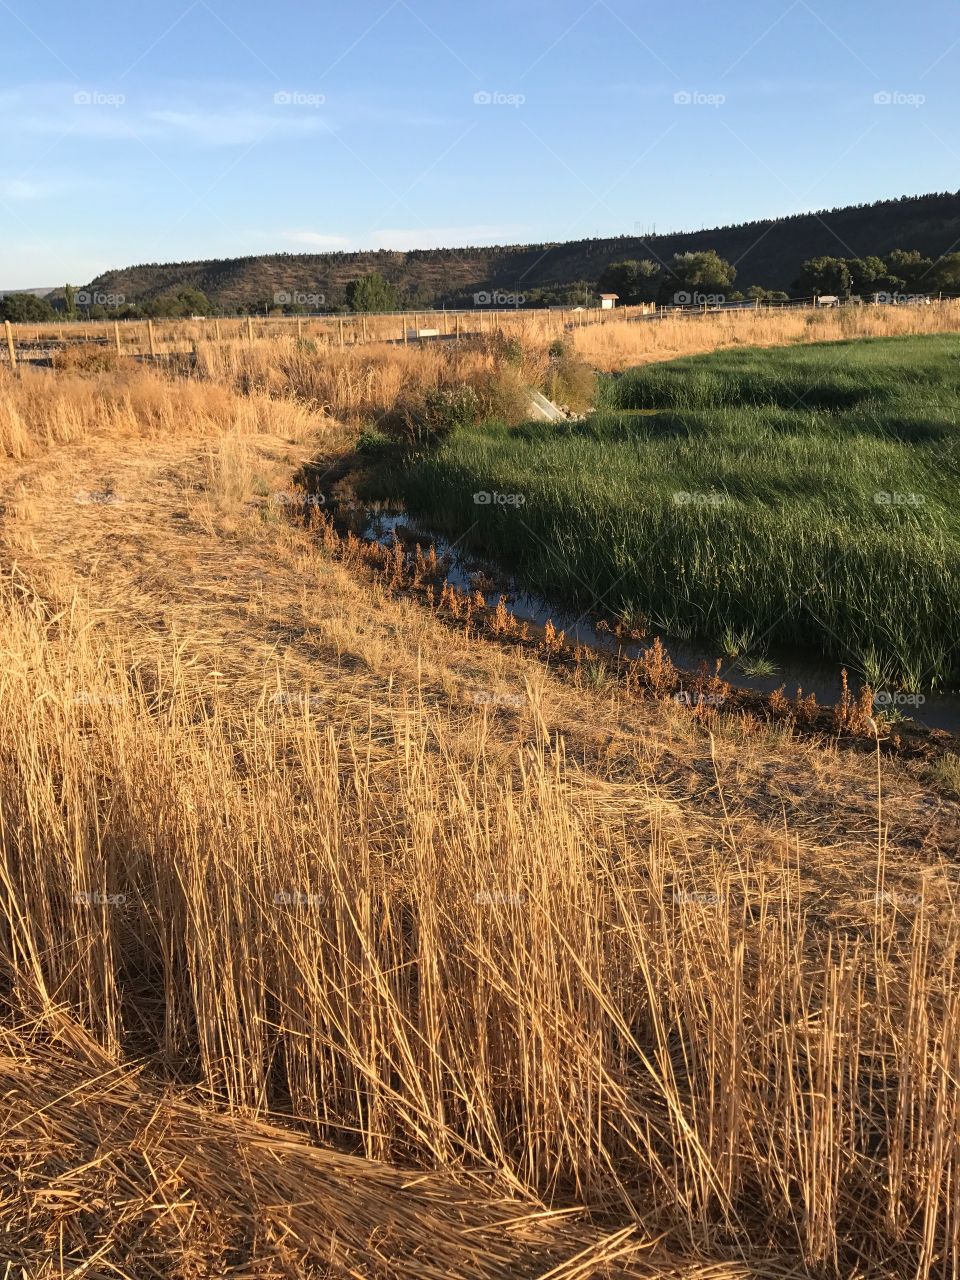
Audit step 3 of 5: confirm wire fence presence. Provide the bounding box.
[0,294,950,367]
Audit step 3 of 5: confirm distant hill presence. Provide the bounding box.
[0,288,54,299]
[72,191,960,312]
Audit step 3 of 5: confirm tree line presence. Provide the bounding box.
[4,244,960,325]
[594,247,960,305]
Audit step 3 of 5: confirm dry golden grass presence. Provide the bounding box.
[195,331,497,419]
[187,301,960,415]
[0,363,320,459]
[1,352,960,1277]
[192,329,556,424]
[15,305,626,351]
[11,298,959,372]
[571,299,960,370]
[5,1011,698,1278]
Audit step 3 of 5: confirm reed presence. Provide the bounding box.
[0,584,957,1276]
[2,318,959,1277]
[376,334,960,686]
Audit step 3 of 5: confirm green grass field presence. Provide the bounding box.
[363,335,960,688]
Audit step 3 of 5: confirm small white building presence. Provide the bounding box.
[599,293,619,310]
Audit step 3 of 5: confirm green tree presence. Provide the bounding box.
[344,272,399,313]
[596,259,661,304]
[793,256,853,298]
[0,292,57,322]
[659,250,736,303]
[174,287,212,316]
[743,287,789,302]
[884,249,933,293]
[847,256,887,295]
[145,288,212,319]
[930,252,960,294]
[64,283,77,319]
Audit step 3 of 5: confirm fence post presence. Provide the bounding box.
[114,321,123,357]
[362,315,368,344]
[246,316,254,342]
[215,319,222,342]
[4,321,16,370]
[401,316,407,345]
[147,319,156,358]
[297,317,303,341]
[455,313,461,342]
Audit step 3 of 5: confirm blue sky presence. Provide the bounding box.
[1,0,958,287]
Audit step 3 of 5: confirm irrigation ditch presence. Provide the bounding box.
[284,462,960,767]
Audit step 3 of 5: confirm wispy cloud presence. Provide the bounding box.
[2,84,332,147]
[147,108,329,146]
[0,178,54,200]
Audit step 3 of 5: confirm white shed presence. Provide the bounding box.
[599,293,619,310]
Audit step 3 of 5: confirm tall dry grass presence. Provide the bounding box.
[190,301,960,416]
[12,298,960,370]
[16,306,606,350]
[4,317,960,1274]
[0,364,319,459]
[572,299,960,370]
[0,580,958,1276]
[193,332,551,423]
[7,301,958,446]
